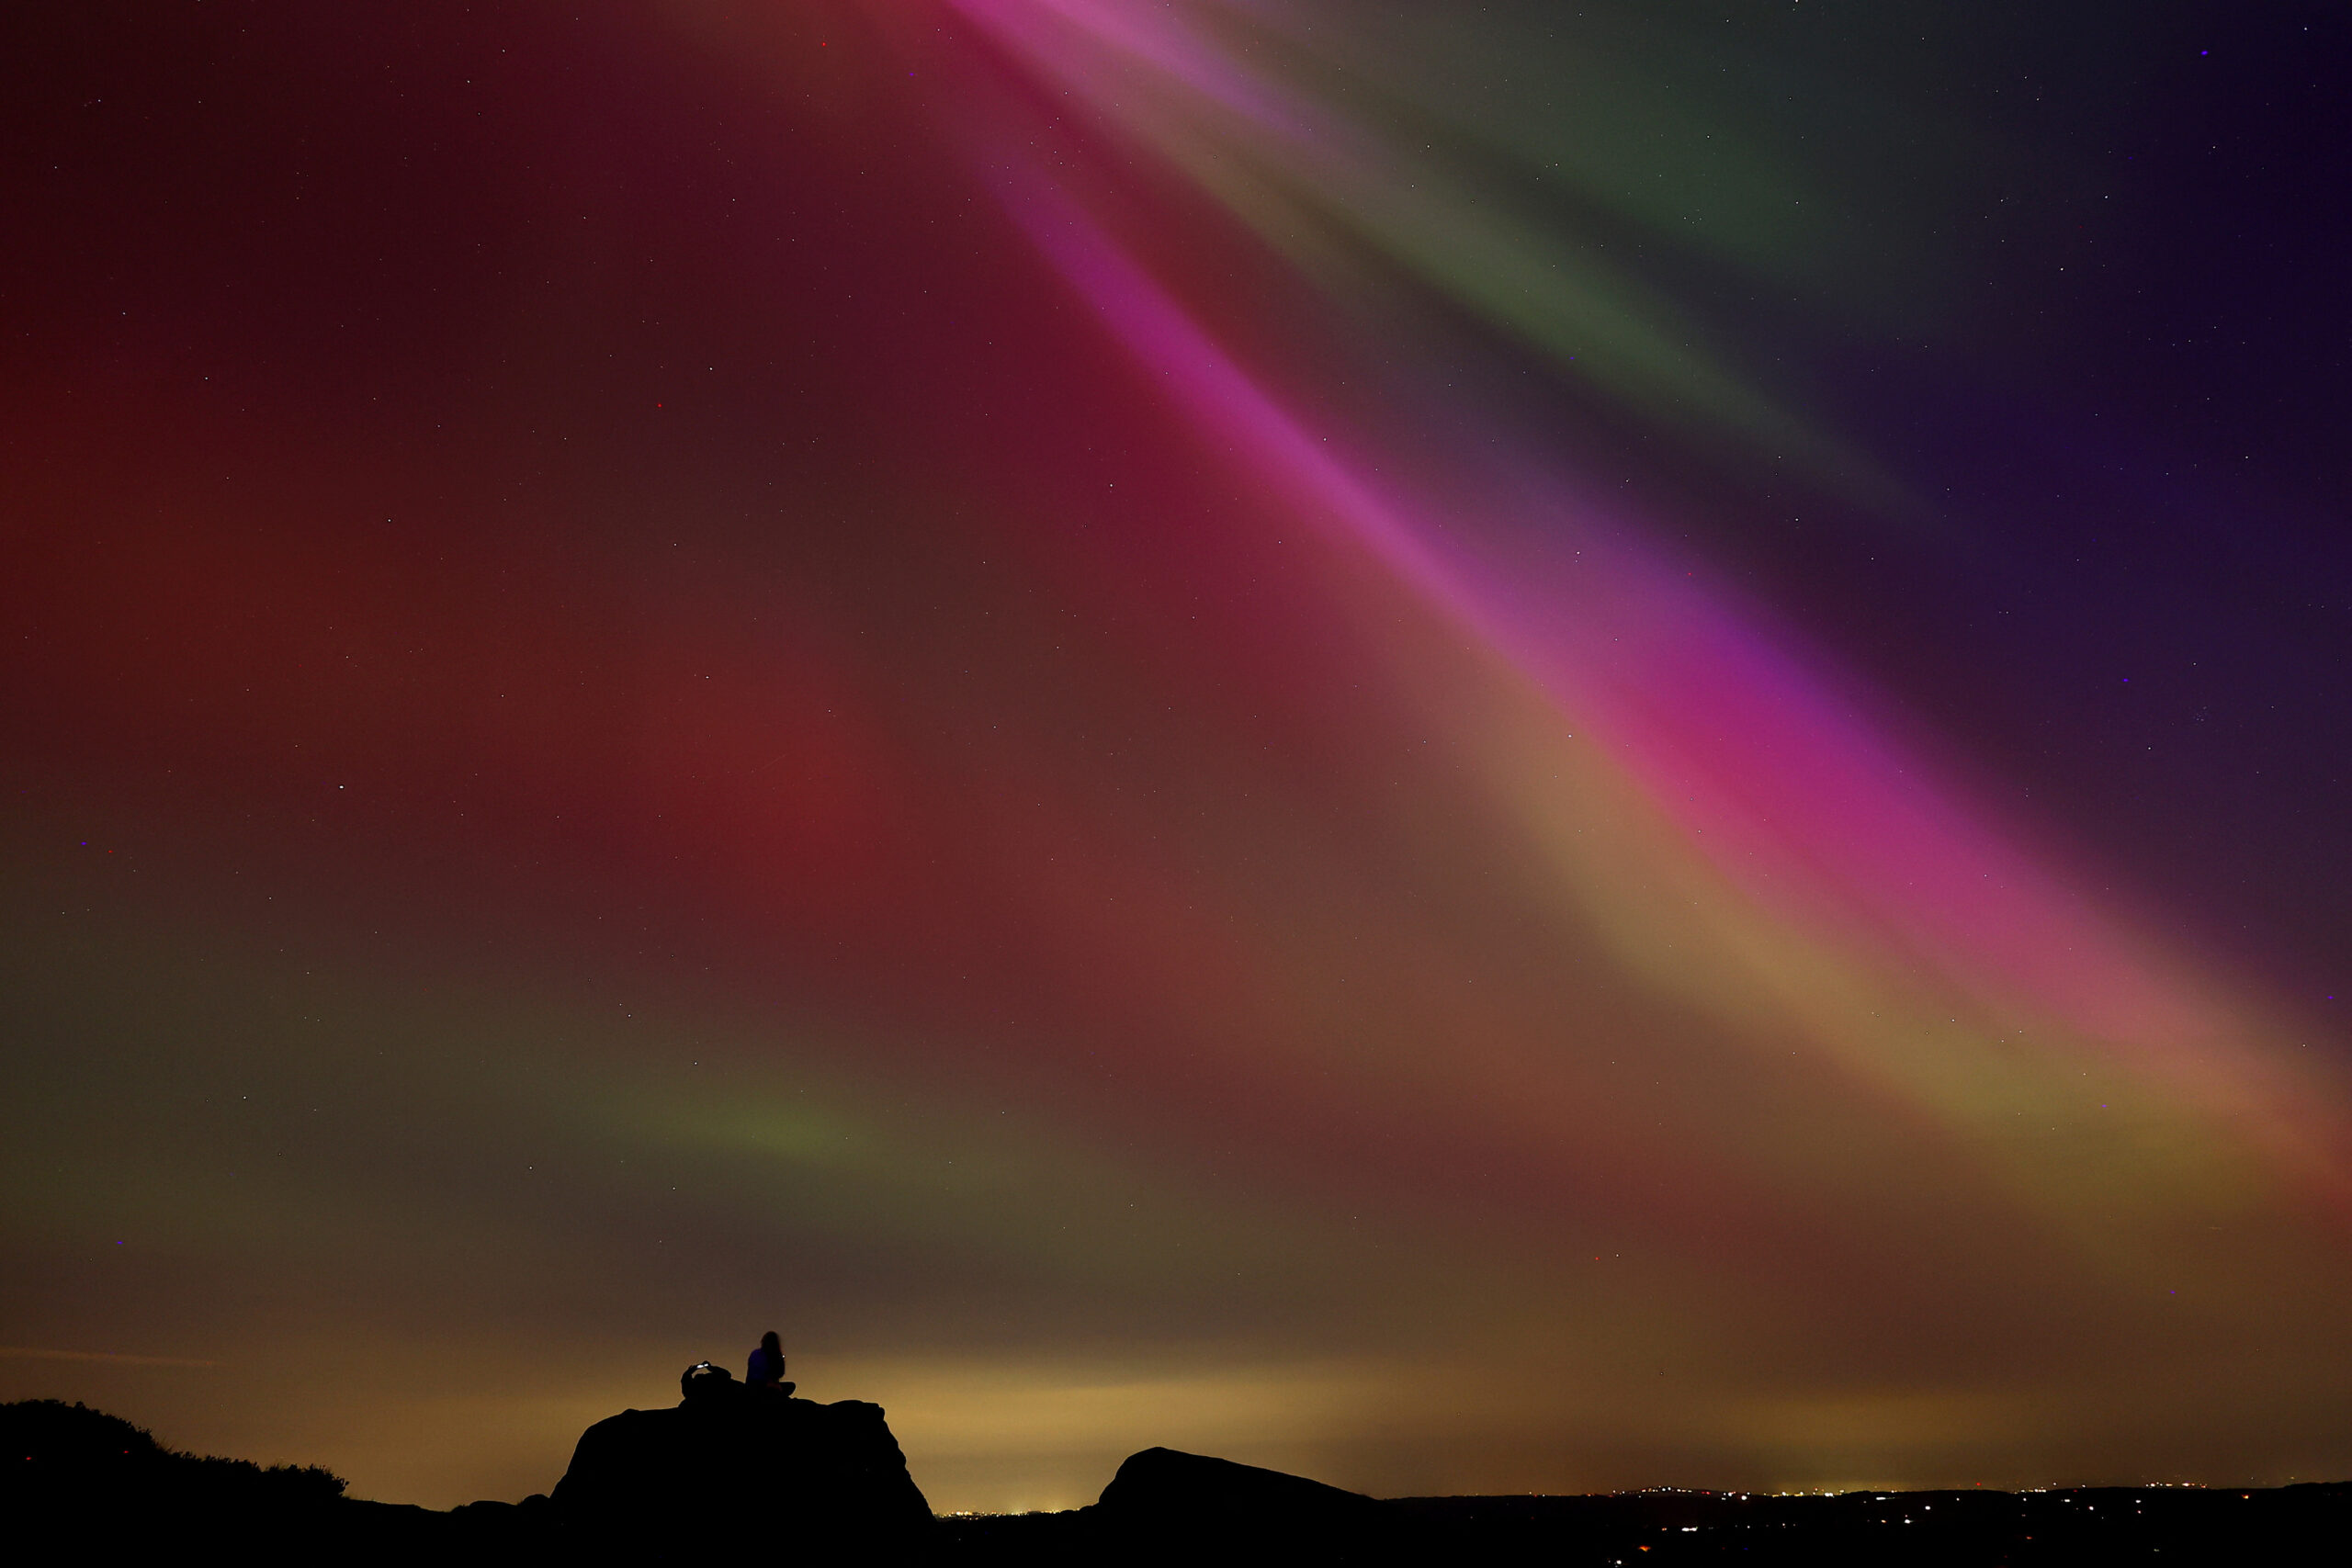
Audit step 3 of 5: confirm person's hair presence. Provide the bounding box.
[761,1331,781,1352]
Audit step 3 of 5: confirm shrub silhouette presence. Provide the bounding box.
[2,1399,347,1519]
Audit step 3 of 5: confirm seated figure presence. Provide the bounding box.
[747,1330,795,1395]
[680,1361,737,1404]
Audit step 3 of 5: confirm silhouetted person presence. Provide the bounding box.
[681,1361,738,1404]
[747,1331,793,1394]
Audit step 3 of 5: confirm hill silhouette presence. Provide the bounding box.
[8,1393,2348,1562]
[0,1398,438,1554]
[3,1397,345,1514]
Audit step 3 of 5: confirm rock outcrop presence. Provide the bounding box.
[551,1365,932,1548]
[1088,1446,1388,1561]
[1098,1446,1385,1528]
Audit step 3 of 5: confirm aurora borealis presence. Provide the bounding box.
[5,0,2351,1512]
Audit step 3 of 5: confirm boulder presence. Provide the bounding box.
[1092,1446,1390,1559]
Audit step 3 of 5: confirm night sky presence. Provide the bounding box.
[5,1,2351,1513]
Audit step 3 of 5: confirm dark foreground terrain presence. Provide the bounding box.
[8,1399,2344,1563]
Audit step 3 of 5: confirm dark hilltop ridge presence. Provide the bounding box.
[7,1387,2348,1563]
[949,1448,2352,1565]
